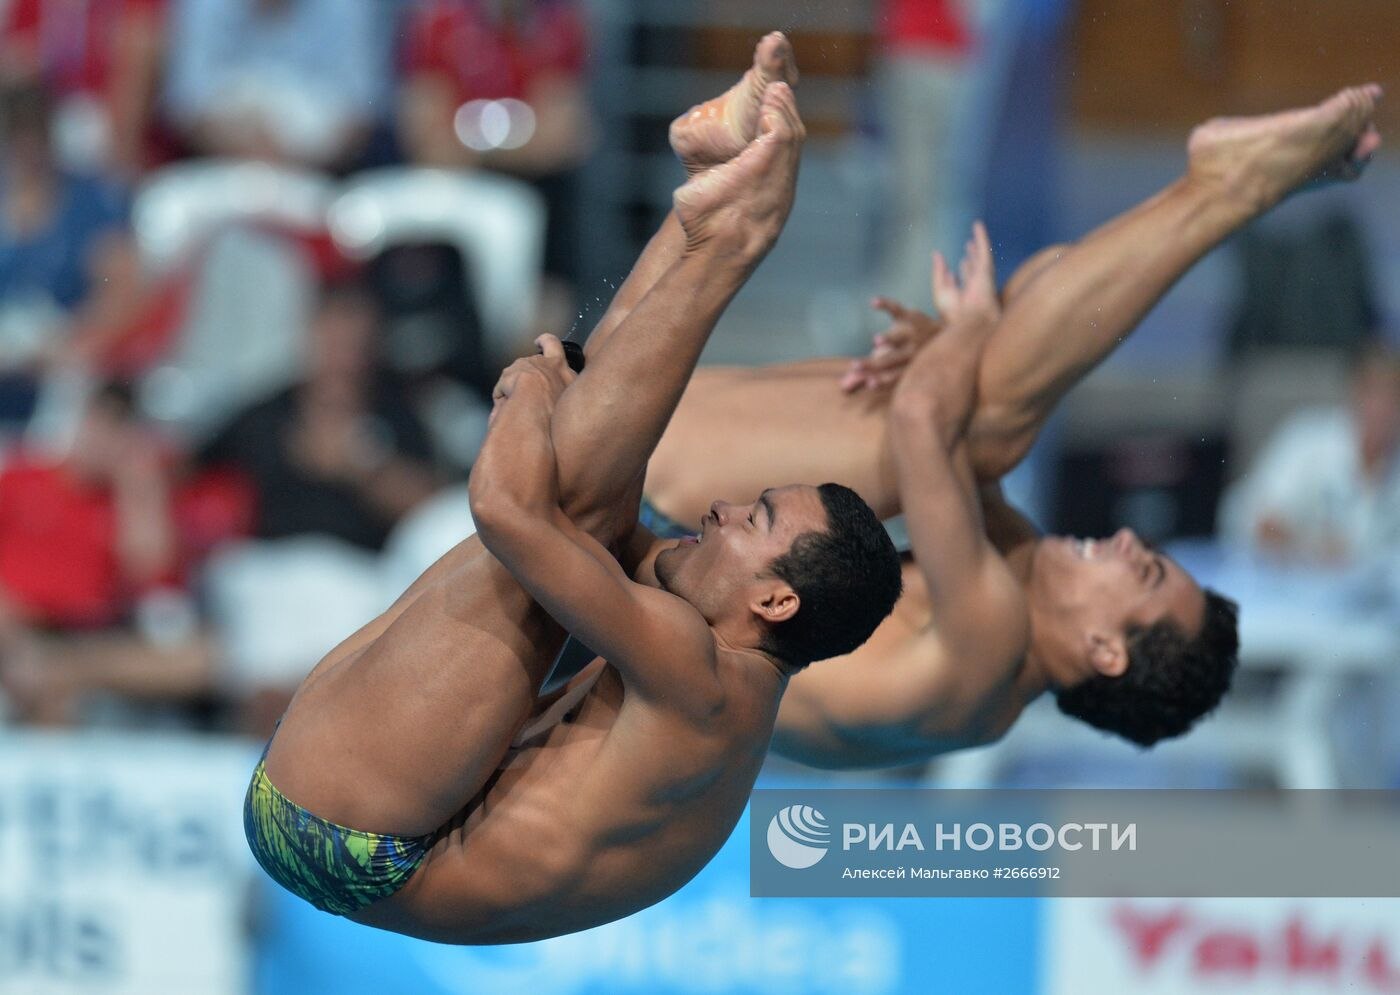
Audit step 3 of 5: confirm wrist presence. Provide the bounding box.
[679,231,768,275]
[891,388,966,448]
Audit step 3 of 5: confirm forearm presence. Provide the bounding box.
[469,394,559,537]
[889,404,987,602]
[397,78,480,168]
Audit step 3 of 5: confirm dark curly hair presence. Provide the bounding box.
[758,483,903,669]
[1055,588,1240,747]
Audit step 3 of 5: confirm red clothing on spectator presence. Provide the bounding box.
[0,449,248,629]
[3,0,165,98]
[882,0,971,57]
[0,456,122,628]
[402,0,586,102]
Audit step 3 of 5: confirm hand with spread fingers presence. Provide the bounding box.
[840,298,943,394]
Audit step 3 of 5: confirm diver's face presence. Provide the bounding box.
[1032,528,1205,671]
[653,485,828,621]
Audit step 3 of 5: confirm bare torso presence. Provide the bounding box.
[353,651,780,944]
[646,363,1038,768]
[264,532,785,945]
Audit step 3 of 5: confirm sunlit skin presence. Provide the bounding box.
[254,36,873,945]
[1027,529,1205,684]
[644,82,1382,766]
[654,486,828,626]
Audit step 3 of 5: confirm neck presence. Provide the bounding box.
[1020,541,1090,696]
[1014,646,1057,701]
[712,625,791,684]
[1005,536,1039,587]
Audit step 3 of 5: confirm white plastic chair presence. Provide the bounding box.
[132,159,337,274]
[327,168,546,360]
[129,160,335,439]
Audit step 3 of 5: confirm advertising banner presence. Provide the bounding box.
[0,732,258,995]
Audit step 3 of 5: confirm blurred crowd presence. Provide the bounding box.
[1,0,1397,747]
[0,0,593,734]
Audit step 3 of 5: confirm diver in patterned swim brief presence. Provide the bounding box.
[245,665,605,917]
[244,745,436,917]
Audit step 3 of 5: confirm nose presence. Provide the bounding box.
[709,501,730,525]
[1112,527,1138,555]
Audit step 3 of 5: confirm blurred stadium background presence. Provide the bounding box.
[1,1,1399,993]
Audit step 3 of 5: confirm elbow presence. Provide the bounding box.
[467,469,518,538]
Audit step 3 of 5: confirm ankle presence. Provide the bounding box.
[1177,171,1263,226]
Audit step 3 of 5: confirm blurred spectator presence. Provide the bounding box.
[0,382,213,723]
[1220,343,1400,565]
[0,82,148,373]
[0,383,175,626]
[0,0,168,176]
[398,0,592,283]
[199,280,440,552]
[163,0,389,168]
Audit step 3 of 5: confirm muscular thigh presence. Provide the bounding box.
[647,364,896,522]
[263,534,567,837]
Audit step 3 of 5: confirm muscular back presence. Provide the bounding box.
[647,361,901,522]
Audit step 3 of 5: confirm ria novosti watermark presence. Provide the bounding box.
[751,789,1400,898]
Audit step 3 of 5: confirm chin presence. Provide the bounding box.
[654,544,691,593]
[1030,537,1079,592]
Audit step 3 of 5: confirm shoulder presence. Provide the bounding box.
[632,584,716,657]
[917,616,1026,693]
[905,627,1027,742]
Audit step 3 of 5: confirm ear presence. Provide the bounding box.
[1086,630,1128,678]
[751,584,801,626]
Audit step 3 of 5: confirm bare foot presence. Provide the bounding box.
[673,82,806,259]
[669,31,799,176]
[1187,84,1384,209]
